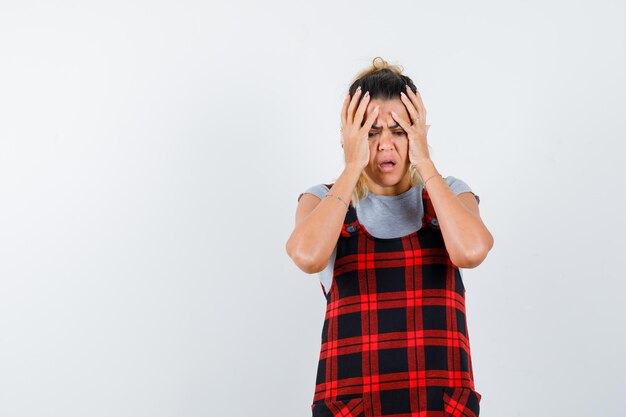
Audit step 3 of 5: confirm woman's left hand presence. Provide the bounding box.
[391,85,432,167]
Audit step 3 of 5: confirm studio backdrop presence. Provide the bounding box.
[1,1,625,416]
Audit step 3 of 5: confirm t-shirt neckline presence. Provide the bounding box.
[366,186,418,201]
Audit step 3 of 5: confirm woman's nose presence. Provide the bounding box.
[378,131,394,150]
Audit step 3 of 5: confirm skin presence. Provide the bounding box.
[342,85,432,196]
[286,85,494,273]
[361,97,413,196]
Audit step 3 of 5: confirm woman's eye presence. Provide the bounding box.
[368,132,406,139]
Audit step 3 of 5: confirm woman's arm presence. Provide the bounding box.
[389,86,493,267]
[288,87,376,273]
[285,164,362,274]
[417,159,494,268]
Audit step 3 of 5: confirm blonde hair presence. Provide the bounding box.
[340,57,427,206]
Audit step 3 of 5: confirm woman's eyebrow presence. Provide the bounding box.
[371,123,402,130]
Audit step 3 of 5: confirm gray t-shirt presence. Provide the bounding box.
[298,176,479,295]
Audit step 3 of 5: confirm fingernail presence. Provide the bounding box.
[356,86,362,92]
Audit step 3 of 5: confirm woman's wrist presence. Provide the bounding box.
[423,172,443,187]
[412,159,442,187]
[324,193,349,211]
[412,158,435,175]
[344,163,364,177]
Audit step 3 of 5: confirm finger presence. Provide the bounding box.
[363,104,380,131]
[347,87,362,125]
[354,91,371,127]
[390,111,411,132]
[400,92,420,124]
[402,87,423,121]
[341,92,350,127]
[405,85,427,121]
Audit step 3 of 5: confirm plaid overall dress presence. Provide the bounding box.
[311,184,482,417]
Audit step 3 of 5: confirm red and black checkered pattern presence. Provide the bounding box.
[311,185,482,417]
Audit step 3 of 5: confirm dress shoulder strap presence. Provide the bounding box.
[421,186,440,228]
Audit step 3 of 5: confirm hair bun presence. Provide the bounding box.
[373,56,403,73]
[352,57,405,81]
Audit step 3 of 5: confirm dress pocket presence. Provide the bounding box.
[311,397,364,417]
[442,386,482,417]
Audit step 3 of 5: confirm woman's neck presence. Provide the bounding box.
[365,173,412,196]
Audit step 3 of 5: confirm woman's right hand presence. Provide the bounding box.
[341,87,379,171]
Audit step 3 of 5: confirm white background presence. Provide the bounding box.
[1,1,625,416]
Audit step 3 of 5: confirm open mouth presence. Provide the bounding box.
[378,160,396,171]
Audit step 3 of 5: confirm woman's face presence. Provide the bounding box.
[362,98,412,196]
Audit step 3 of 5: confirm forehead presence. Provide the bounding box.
[367,98,406,112]
[366,98,408,126]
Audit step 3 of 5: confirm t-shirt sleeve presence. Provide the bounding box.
[298,184,331,202]
[445,175,480,205]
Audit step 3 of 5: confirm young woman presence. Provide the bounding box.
[286,57,494,417]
